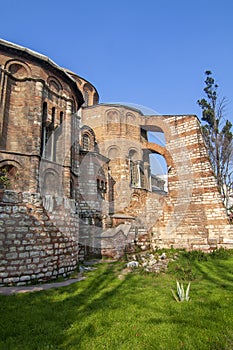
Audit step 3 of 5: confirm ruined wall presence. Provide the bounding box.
[1,38,233,280]
[150,115,233,250]
[0,190,82,286]
[82,106,233,252]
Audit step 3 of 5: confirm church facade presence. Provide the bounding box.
[0,39,232,285]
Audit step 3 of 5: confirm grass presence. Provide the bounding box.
[0,250,233,349]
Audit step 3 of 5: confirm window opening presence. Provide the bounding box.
[83,134,90,151]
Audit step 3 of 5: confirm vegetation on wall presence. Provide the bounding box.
[0,167,10,189]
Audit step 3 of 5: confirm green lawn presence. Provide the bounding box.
[1,250,233,350]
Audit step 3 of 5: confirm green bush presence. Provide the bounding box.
[0,168,10,189]
[210,247,233,260]
[182,250,208,261]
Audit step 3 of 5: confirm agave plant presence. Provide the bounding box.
[171,281,191,302]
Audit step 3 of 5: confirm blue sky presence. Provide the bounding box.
[1,0,233,123]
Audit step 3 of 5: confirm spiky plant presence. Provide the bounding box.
[171,281,191,302]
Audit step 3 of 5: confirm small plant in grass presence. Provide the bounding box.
[171,281,191,302]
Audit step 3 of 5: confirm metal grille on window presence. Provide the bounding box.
[83,134,90,151]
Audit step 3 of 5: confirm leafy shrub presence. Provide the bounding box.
[0,168,10,189]
[210,248,233,260]
[182,250,208,262]
[168,263,196,281]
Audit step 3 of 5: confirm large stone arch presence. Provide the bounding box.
[142,116,173,144]
[144,142,174,168]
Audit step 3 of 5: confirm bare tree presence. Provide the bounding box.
[197,71,233,213]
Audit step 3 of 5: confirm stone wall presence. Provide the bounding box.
[148,115,233,250]
[82,106,233,252]
[1,39,233,280]
[0,190,82,286]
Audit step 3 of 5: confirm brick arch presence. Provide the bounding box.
[0,159,22,190]
[5,59,31,79]
[41,168,61,196]
[126,112,136,124]
[0,159,22,169]
[143,116,173,143]
[129,148,140,161]
[80,125,96,151]
[144,142,174,168]
[83,83,93,107]
[108,145,121,159]
[71,96,77,113]
[126,112,137,134]
[106,108,120,123]
[83,82,93,92]
[93,92,99,105]
[106,108,121,133]
[81,125,96,138]
[47,76,63,92]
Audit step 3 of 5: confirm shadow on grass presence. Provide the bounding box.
[0,262,138,349]
[1,257,233,350]
[193,259,233,290]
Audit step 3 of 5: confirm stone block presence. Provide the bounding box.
[6,252,18,259]
[20,275,31,282]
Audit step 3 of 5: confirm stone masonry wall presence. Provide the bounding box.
[82,107,233,252]
[0,190,82,286]
[151,115,233,250]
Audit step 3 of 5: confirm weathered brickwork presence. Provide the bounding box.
[82,108,233,253]
[0,191,83,286]
[0,40,87,285]
[0,39,233,285]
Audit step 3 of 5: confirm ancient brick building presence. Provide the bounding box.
[0,39,233,285]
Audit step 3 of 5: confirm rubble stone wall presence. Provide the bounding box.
[0,190,82,286]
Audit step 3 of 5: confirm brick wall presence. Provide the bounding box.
[82,107,233,252]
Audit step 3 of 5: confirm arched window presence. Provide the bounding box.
[42,170,59,195]
[70,178,74,199]
[149,153,168,193]
[130,161,140,188]
[52,107,55,125]
[0,165,18,190]
[41,103,56,161]
[82,134,90,151]
[60,111,63,125]
[41,102,47,157]
[93,92,99,105]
